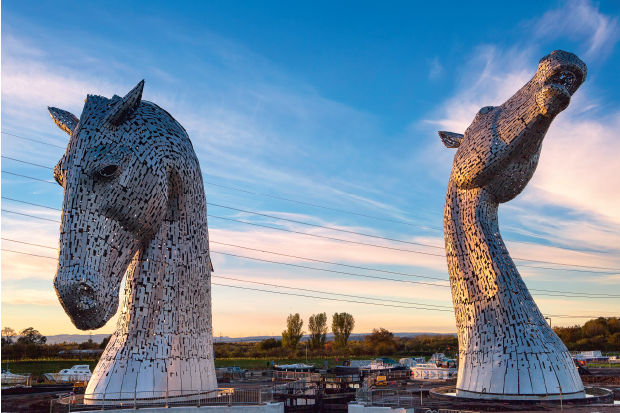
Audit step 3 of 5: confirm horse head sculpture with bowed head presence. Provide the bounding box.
[49,81,216,403]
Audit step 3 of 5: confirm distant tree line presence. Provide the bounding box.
[553,317,620,351]
[214,330,458,359]
[1,327,109,361]
[3,317,618,362]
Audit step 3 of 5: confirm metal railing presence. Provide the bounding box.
[355,390,479,413]
[324,374,360,383]
[55,388,274,410]
[1,373,31,386]
[272,371,321,381]
[356,389,417,407]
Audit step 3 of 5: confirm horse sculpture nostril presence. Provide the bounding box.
[75,282,97,310]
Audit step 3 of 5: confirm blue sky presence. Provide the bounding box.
[2,0,619,337]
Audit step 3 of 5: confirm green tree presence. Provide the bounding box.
[332,312,355,349]
[100,335,112,349]
[1,327,16,347]
[17,327,46,345]
[282,313,304,350]
[607,317,620,334]
[582,318,607,338]
[365,328,395,347]
[258,338,282,351]
[308,313,328,350]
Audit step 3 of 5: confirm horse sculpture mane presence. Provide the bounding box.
[439,51,587,400]
[49,81,216,403]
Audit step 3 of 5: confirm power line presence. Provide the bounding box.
[514,256,620,271]
[211,241,448,282]
[211,283,617,318]
[1,171,57,184]
[2,238,56,250]
[0,136,608,261]
[2,244,607,317]
[210,203,620,270]
[208,214,620,271]
[2,235,618,299]
[210,203,443,249]
[1,131,66,149]
[203,179,439,231]
[2,209,59,222]
[2,194,619,274]
[209,214,448,257]
[211,282,453,312]
[1,156,54,170]
[210,241,620,296]
[2,151,618,258]
[213,275,453,309]
[212,251,449,288]
[0,247,452,312]
[202,179,619,256]
[212,251,619,299]
[2,197,62,211]
[1,249,57,260]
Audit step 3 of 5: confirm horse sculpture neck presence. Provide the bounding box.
[87,124,216,399]
[443,173,584,399]
[440,51,587,400]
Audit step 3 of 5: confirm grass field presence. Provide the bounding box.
[2,360,98,377]
[5,357,617,378]
[214,357,367,370]
[2,356,382,376]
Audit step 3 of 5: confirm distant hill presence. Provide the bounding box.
[46,334,111,344]
[46,331,455,345]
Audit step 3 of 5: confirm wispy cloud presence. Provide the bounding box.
[419,0,620,296]
[527,0,620,60]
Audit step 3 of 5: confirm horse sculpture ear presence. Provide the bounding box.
[48,107,79,136]
[103,80,145,128]
[438,131,464,148]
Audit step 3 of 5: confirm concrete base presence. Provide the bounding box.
[455,387,585,400]
[82,402,284,413]
[83,390,218,405]
[430,386,613,404]
[348,403,415,413]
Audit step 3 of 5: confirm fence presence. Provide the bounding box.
[355,390,480,413]
[1,373,31,386]
[272,371,321,382]
[356,389,417,407]
[273,377,318,395]
[54,388,274,410]
[324,374,360,383]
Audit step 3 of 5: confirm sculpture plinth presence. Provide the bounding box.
[49,81,217,403]
[440,51,587,400]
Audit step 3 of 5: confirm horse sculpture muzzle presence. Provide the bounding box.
[54,267,115,330]
[51,81,153,331]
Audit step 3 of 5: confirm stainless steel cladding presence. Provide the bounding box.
[439,51,587,400]
[49,80,217,403]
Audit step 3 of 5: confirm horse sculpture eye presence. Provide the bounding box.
[99,165,118,177]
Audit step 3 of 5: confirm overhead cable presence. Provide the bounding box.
[3,146,614,257]
[2,150,618,257]
[1,131,65,149]
[3,197,620,274]
[2,237,618,299]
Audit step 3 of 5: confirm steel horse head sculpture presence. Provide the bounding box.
[440,51,587,400]
[49,81,216,403]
